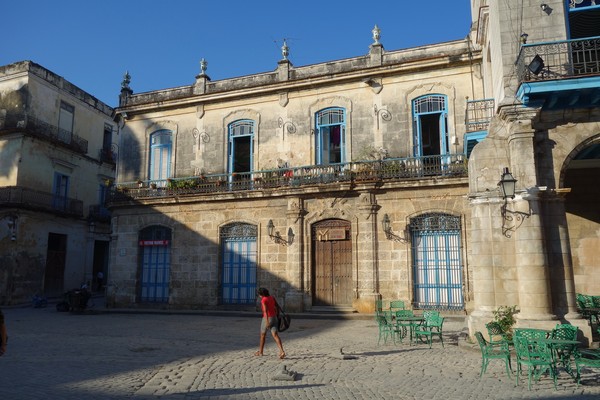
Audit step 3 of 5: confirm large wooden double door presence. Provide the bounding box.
[312,219,353,306]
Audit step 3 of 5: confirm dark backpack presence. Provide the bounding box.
[277,310,291,332]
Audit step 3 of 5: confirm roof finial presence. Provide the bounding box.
[121,71,131,90]
[200,58,208,75]
[372,25,381,45]
[281,39,289,61]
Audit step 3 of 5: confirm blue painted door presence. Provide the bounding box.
[140,241,170,303]
[411,213,464,310]
[221,228,257,304]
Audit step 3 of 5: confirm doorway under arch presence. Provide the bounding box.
[311,219,353,306]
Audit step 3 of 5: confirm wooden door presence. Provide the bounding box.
[44,233,67,296]
[312,219,353,306]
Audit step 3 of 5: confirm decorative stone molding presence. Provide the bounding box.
[192,128,210,144]
[279,92,289,107]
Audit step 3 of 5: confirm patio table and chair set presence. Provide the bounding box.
[475,321,600,390]
[375,300,445,348]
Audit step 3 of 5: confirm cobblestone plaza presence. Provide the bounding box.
[1,307,599,399]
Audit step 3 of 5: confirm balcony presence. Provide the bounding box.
[108,154,467,202]
[0,186,83,217]
[465,99,494,133]
[0,111,88,154]
[99,146,117,164]
[515,36,600,109]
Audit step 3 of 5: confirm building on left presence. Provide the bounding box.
[0,61,116,304]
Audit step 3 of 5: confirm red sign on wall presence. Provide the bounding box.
[139,240,169,246]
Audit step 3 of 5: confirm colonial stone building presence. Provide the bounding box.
[0,61,116,303]
[108,30,478,314]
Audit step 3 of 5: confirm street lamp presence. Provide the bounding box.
[267,219,294,246]
[498,167,530,237]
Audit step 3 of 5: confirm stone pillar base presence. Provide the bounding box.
[353,293,381,313]
[284,291,305,313]
[467,310,495,341]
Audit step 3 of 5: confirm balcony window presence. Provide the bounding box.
[228,120,254,177]
[149,130,172,184]
[315,108,345,165]
[52,172,70,211]
[58,102,74,144]
[102,124,113,161]
[412,95,449,157]
[568,1,600,39]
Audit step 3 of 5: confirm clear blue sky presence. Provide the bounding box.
[2,1,472,108]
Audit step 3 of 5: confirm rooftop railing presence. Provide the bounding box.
[516,36,600,83]
[0,186,83,217]
[0,111,88,154]
[109,154,467,202]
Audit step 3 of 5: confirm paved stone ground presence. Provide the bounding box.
[1,305,600,399]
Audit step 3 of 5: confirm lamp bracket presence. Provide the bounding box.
[384,229,408,243]
[501,202,531,238]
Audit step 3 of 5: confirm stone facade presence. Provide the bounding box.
[109,34,478,314]
[0,61,116,304]
[466,0,600,342]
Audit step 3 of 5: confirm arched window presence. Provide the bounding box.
[315,107,345,165]
[412,95,449,158]
[228,120,254,176]
[410,213,464,310]
[149,130,172,183]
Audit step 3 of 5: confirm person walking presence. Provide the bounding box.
[0,308,7,356]
[255,288,285,359]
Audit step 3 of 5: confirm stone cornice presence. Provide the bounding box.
[116,40,480,116]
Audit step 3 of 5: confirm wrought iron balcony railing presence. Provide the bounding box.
[0,186,83,217]
[516,36,600,83]
[99,147,117,164]
[465,99,494,132]
[109,154,467,202]
[0,111,88,154]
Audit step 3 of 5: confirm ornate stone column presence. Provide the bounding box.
[467,194,502,334]
[284,197,306,312]
[355,192,381,312]
[506,115,556,323]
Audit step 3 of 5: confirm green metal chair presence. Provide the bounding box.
[413,313,444,348]
[513,328,548,342]
[389,300,406,313]
[574,348,600,387]
[394,309,415,343]
[576,293,599,324]
[551,324,578,375]
[474,331,512,378]
[375,299,384,314]
[513,330,557,390]
[485,321,511,345]
[422,310,440,319]
[376,314,395,345]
